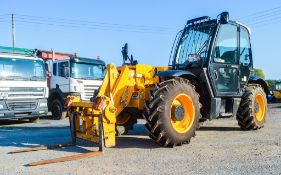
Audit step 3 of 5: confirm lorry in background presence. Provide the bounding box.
[0,46,48,122]
[37,50,106,120]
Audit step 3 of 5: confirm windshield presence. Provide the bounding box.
[0,57,46,81]
[71,63,105,80]
[172,22,216,69]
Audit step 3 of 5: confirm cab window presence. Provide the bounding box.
[212,24,238,64]
[239,27,252,83]
[53,63,57,76]
[240,27,252,68]
[58,61,69,77]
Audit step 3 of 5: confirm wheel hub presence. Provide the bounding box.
[170,93,195,133]
[174,105,185,121]
[255,93,266,122]
[254,102,260,113]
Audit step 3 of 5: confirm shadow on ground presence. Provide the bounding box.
[0,119,253,154]
[0,115,60,126]
[0,123,160,155]
[0,119,28,126]
[268,103,281,109]
[198,126,241,131]
[271,105,281,109]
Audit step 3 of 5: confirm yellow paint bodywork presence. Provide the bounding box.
[273,91,281,100]
[66,64,169,148]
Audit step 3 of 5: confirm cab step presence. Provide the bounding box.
[219,112,233,118]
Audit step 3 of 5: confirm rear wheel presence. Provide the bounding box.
[116,109,138,135]
[51,99,67,120]
[236,86,267,130]
[144,78,201,147]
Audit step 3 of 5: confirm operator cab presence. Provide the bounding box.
[160,12,263,120]
[170,12,253,97]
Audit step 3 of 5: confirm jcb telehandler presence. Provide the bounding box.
[11,12,269,166]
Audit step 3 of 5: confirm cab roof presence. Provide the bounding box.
[70,56,105,65]
[0,53,43,61]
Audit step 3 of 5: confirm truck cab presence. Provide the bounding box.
[45,56,105,119]
[0,52,48,121]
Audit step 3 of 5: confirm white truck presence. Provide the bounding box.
[0,52,48,122]
[45,56,106,119]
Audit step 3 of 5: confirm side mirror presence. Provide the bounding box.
[122,43,129,63]
[64,67,70,78]
[219,12,229,24]
[188,54,201,63]
[44,63,52,77]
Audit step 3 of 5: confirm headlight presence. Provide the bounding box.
[0,92,8,99]
[0,104,4,110]
[45,87,49,98]
[39,102,48,108]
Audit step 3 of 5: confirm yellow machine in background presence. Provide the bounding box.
[273,81,281,102]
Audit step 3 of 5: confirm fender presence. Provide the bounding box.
[157,70,198,79]
[157,69,203,95]
[248,76,270,95]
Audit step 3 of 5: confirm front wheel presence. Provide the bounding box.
[50,99,67,120]
[236,86,267,130]
[144,78,201,147]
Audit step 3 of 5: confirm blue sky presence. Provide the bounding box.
[0,0,280,79]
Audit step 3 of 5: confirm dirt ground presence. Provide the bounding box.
[0,104,280,175]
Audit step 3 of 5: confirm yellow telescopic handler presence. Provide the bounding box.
[10,12,270,166]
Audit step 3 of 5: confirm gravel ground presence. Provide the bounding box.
[0,104,280,175]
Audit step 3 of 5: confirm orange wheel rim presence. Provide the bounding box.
[170,93,195,133]
[255,93,266,122]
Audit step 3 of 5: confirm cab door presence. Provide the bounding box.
[209,24,240,97]
[239,26,253,87]
[50,60,70,93]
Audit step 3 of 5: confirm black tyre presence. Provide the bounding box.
[116,109,138,136]
[144,78,201,147]
[236,86,267,130]
[51,99,67,120]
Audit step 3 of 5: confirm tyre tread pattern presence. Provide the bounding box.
[236,85,267,130]
[143,77,201,147]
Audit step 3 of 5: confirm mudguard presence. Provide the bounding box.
[248,76,270,95]
[157,70,197,79]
